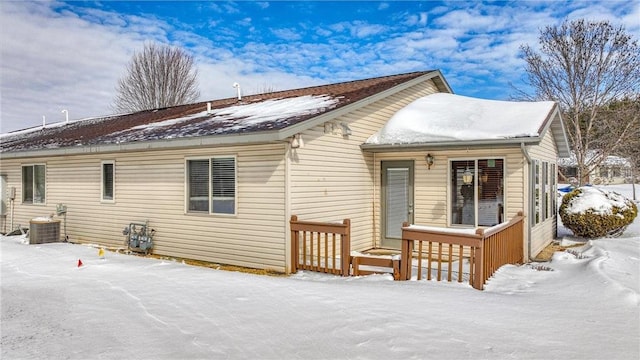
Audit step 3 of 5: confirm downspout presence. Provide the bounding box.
[520,142,533,262]
[284,141,292,274]
[372,152,377,249]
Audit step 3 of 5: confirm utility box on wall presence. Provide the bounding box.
[29,219,61,244]
[0,175,7,216]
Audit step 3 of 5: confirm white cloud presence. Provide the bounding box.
[327,21,388,39]
[1,0,636,133]
[0,2,145,132]
[270,28,302,41]
[236,17,252,27]
[404,12,429,27]
[255,2,270,10]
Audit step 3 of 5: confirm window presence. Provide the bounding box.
[187,156,236,214]
[450,159,504,227]
[534,161,540,225]
[22,164,46,204]
[533,160,555,226]
[551,164,557,216]
[562,166,577,177]
[612,167,621,178]
[542,162,548,221]
[102,161,115,201]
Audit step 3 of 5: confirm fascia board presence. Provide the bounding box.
[0,131,285,159]
[360,137,541,153]
[1,71,447,159]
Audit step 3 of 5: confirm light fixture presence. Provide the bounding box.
[425,153,434,169]
[340,122,352,136]
[481,170,489,184]
[290,134,303,149]
[462,166,473,185]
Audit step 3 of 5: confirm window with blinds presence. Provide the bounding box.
[187,156,236,214]
[211,157,235,214]
[450,159,504,227]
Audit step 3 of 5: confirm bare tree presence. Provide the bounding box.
[253,83,278,94]
[113,43,200,113]
[610,97,640,199]
[519,19,640,185]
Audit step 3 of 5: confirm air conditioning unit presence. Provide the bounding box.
[29,219,61,244]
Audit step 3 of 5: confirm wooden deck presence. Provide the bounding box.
[290,212,525,290]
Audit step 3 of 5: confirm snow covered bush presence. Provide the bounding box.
[559,187,637,238]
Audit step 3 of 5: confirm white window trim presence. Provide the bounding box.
[21,163,46,205]
[101,160,115,203]
[447,157,506,228]
[184,155,237,216]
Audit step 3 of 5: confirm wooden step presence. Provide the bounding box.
[351,256,400,280]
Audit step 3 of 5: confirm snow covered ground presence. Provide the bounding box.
[2,185,639,359]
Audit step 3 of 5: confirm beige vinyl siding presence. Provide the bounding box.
[2,143,288,272]
[290,79,441,251]
[528,130,560,257]
[371,148,526,248]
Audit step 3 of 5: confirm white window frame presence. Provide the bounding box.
[185,155,237,216]
[533,160,555,226]
[551,163,557,216]
[22,164,46,205]
[448,157,506,228]
[542,161,548,222]
[101,160,115,203]
[534,160,540,225]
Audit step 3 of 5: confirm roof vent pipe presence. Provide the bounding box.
[61,109,69,123]
[207,102,212,114]
[233,82,241,101]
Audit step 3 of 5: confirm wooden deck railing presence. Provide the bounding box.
[399,212,524,290]
[290,215,351,276]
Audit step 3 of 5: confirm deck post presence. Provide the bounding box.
[290,215,299,274]
[341,219,351,276]
[399,222,412,280]
[472,229,485,290]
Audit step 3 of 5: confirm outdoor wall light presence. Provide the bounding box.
[290,134,304,149]
[340,122,352,136]
[426,153,434,169]
[463,167,473,185]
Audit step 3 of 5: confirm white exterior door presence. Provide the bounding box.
[381,161,414,249]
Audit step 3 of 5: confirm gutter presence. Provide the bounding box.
[361,137,540,152]
[2,71,446,160]
[520,142,533,262]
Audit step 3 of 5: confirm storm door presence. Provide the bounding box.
[381,161,414,249]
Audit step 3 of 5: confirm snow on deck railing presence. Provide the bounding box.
[399,211,525,290]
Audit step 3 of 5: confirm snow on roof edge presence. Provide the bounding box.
[365,93,556,146]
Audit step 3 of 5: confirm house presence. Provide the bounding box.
[558,152,633,185]
[0,70,570,273]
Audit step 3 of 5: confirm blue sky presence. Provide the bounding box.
[1,1,638,133]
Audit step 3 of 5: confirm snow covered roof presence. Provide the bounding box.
[558,151,632,168]
[363,93,569,156]
[1,71,449,156]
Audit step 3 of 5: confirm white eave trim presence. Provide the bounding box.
[360,137,541,153]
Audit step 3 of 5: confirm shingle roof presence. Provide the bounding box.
[1,71,436,154]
